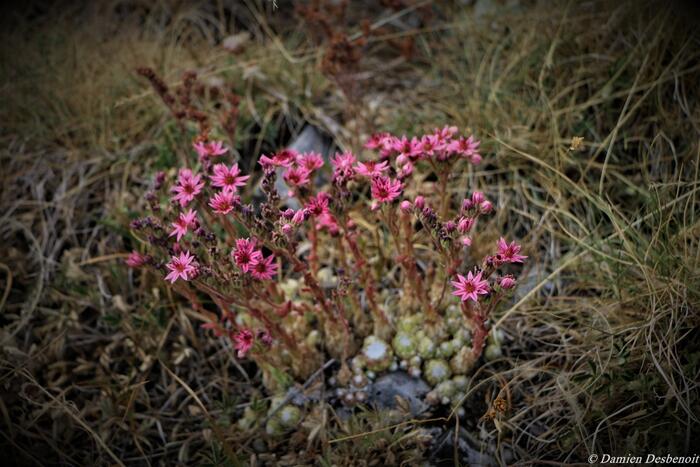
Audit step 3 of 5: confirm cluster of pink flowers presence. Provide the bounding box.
[127,126,526,365]
[232,238,278,280]
[364,125,481,164]
[171,169,204,207]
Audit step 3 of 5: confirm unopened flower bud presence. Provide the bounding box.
[154,171,166,190]
[400,200,412,212]
[461,236,472,247]
[471,191,485,204]
[414,195,425,209]
[499,276,516,289]
[458,217,475,233]
[282,223,293,235]
[461,199,474,210]
[480,200,493,214]
[444,221,456,233]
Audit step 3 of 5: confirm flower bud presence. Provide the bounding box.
[461,199,473,210]
[414,195,425,209]
[499,276,516,289]
[461,236,472,247]
[471,191,485,204]
[282,223,293,235]
[480,200,493,214]
[458,217,475,233]
[400,200,412,212]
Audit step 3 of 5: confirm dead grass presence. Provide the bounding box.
[1,0,699,465]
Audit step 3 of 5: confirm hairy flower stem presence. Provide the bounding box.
[308,226,320,276]
[399,211,436,320]
[344,230,390,330]
[460,300,488,359]
[191,279,302,358]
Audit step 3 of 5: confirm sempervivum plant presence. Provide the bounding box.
[126,126,527,395]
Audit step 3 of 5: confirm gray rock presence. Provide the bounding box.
[367,371,430,416]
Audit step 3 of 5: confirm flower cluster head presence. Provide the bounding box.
[171,169,204,207]
[128,129,525,372]
[169,209,198,241]
[165,251,198,283]
[234,328,254,358]
[370,175,403,204]
[451,270,490,302]
[232,238,263,273]
[194,140,229,161]
[210,163,249,192]
[495,237,528,264]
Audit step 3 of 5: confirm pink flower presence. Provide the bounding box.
[364,132,391,150]
[480,200,493,214]
[397,161,413,178]
[400,200,412,212]
[164,251,198,283]
[250,254,278,280]
[499,275,516,289]
[297,152,325,171]
[471,191,485,205]
[434,125,458,140]
[451,270,490,302]
[259,149,297,170]
[208,191,240,215]
[233,328,254,358]
[232,238,262,273]
[460,236,472,247]
[171,169,204,207]
[379,135,398,157]
[125,251,147,268]
[291,208,307,224]
[392,136,420,160]
[169,209,198,241]
[306,192,330,216]
[419,134,443,157]
[283,166,312,187]
[194,140,229,159]
[355,160,389,177]
[458,217,475,233]
[331,151,357,179]
[316,212,340,234]
[448,135,481,163]
[371,176,403,203]
[210,163,250,192]
[496,238,528,264]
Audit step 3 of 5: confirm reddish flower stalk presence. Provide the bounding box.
[398,209,436,320]
[344,229,389,327]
